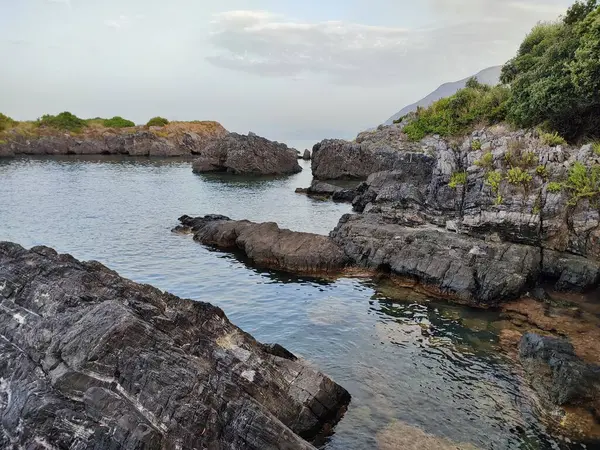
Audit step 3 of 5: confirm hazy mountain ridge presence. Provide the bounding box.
[383,66,502,126]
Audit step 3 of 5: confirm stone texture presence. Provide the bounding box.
[192,133,302,175]
[519,333,600,415]
[0,242,350,449]
[175,215,348,274]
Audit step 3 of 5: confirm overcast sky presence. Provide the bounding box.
[0,0,572,145]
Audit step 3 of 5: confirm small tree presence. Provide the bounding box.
[103,116,135,128]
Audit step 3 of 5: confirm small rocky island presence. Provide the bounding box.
[192,133,302,175]
[0,242,350,449]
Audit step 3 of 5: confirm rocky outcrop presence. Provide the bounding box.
[302,149,311,161]
[295,180,364,203]
[0,122,228,157]
[175,215,348,274]
[519,333,600,421]
[192,133,302,175]
[0,242,350,449]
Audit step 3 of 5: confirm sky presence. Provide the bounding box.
[0,0,573,145]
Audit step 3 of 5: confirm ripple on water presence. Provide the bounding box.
[0,156,588,449]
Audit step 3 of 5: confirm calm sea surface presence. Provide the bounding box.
[0,156,585,449]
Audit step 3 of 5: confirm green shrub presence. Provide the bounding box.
[502,2,600,142]
[485,170,504,204]
[475,152,494,169]
[593,142,600,155]
[146,116,169,127]
[402,84,510,141]
[539,130,567,147]
[103,116,135,128]
[547,181,563,192]
[449,171,468,188]
[564,161,600,204]
[507,167,533,185]
[38,112,87,132]
[536,165,549,179]
[0,113,15,132]
[471,139,482,150]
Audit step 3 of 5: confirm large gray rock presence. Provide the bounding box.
[175,215,348,274]
[192,133,302,175]
[0,242,350,449]
[519,333,600,415]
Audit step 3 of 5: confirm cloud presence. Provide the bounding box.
[104,15,132,29]
[206,3,568,86]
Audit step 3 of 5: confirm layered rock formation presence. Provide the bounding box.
[185,124,600,307]
[175,215,348,274]
[0,121,228,157]
[192,133,302,175]
[0,242,350,449]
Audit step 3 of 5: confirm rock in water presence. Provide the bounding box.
[0,242,350,449]
[302,149,311,160]
[176,215,348,274]
[192,133,302,175]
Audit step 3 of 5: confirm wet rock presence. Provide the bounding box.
[192,133,302,175]
[0,242,350,449]
[519,333,600,413]
[177,215,348,274]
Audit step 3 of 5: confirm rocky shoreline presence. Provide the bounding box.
[0,242,350,449]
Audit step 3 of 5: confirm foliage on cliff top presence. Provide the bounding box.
[0,113,16,132]
[147,117,169,127]
[102,116,136,128]
[402,80,510,141]
[38,112,87,132]
[401,0,599,143]
[501,0,600,142]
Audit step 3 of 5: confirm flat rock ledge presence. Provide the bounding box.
[175,215,599,308]
[0,242,350,449]
[175,215,349,274]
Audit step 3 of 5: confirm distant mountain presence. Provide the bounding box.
[383,66,503,126]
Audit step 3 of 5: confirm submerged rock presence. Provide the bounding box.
[192,133,302,175]
[0,242,350,449]
[176,215,348,274]
[519,333,600,435]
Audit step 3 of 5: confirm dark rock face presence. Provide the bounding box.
[302,149,311,160]
[176,215,348,274]
[0,242,350,449]
[192,133,302,175]
[0,126,228,158]
[519,333,600,415]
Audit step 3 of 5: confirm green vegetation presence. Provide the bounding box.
[38,112,86,132]
[501,0,600,142]
[505,143,537,168]
[0,113,15,132]
[593,142,600,155]
[547,181,563,192]
[402,79,510,141]
[102,116,135,128]
[147,117,169,127]
[564,161,600,204]
[536,165,549,179]
[539,130,567,146]
[506,167,533,185]
[471,139,482,150]
[449,171,468,188]
[475,152,494,169]
[399,1,600,144]
[485,170,504,205]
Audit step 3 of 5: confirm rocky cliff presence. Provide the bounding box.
[192,133,302,175]
[0,121,228,157]
[0,242,350,449]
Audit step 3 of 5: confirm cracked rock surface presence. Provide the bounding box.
[0,242,350,449]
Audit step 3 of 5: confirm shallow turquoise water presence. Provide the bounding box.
[0,156,585,449]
